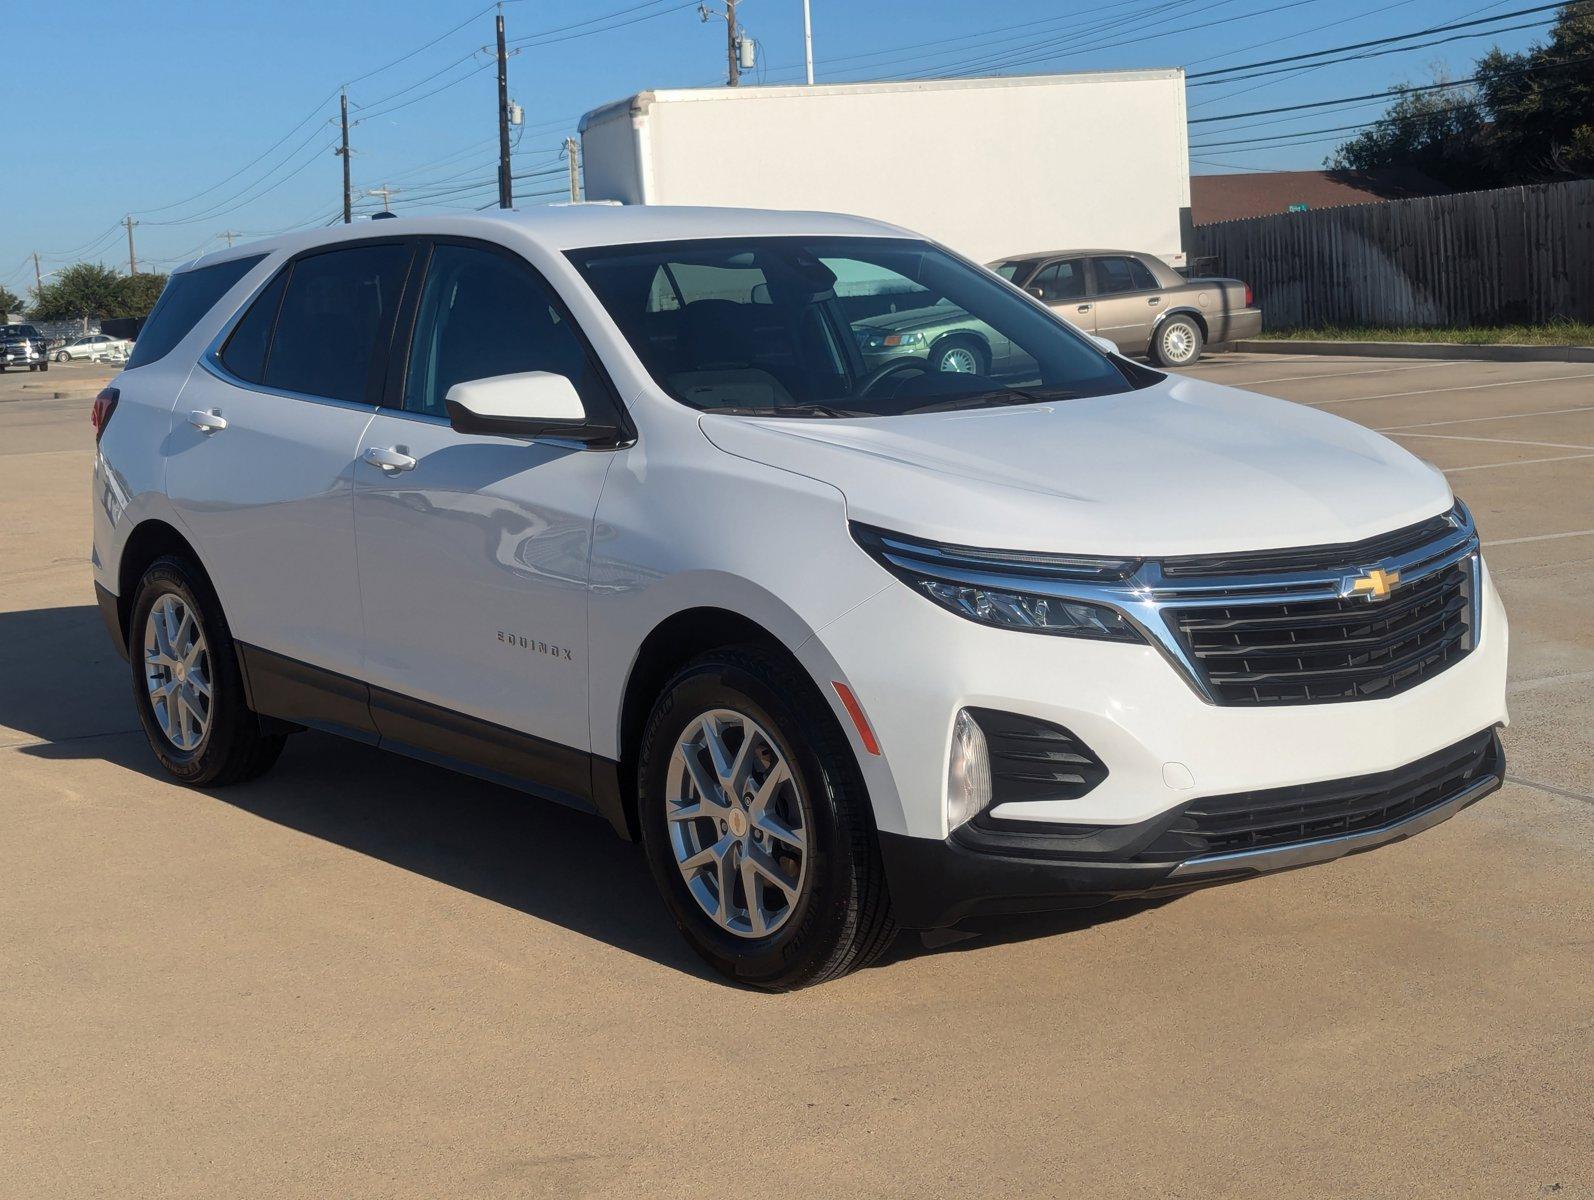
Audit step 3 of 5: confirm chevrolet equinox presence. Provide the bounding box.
[92,208,1508,989]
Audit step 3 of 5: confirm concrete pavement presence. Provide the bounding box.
[2,354,1590,1198]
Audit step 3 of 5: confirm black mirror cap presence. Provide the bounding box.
[444,398,623,445]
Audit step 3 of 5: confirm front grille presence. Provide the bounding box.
[1137,729,1500,862]
[1170,559,1473,706]
[1161,512,1456,578]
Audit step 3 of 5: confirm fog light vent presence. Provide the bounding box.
[965,708,1108,820]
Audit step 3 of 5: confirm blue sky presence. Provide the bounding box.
[0,0,1553,292]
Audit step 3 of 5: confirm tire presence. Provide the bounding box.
[929,335,988,375]
[638,645,897,990]
[128,556,286,787]
[1150,315,1204,366]
[55,351,69,362]
[39,360,47,372]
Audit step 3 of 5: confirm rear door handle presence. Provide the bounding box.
[187,409,227,434]
[1076,303,1092,312]
[1148,296,1162,306]
[362,446,417,474]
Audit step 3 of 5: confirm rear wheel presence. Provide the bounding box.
[128,556,285,787]
[1150,315,1204,366]
[638,645,896,990]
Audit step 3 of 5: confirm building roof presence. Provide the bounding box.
[1190,168,1452,226]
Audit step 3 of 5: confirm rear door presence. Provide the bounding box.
[1028,258,1094,332]
[1089,255,1164,354]
[352,238,621,774]
[165,239,415,698]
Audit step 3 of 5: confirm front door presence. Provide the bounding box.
[165,240,414,687]
[1029,258,1094,333]
[1089,255,1165,354]
[353,240,619,776]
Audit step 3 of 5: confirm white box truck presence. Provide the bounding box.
[578,70,1192,267]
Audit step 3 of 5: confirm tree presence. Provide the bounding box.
[0,284,22,316]
[30,262,125,322]
[118,272,169,319]
[28,262,169,323]
[1328,5,1594,185]
[1327,80,1489,188]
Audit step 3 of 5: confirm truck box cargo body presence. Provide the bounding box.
[578,70,1193,267]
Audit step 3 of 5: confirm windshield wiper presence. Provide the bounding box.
[708,403,869,419]
[897,388,1072,415]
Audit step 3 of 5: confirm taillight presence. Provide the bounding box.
[91,387,119,443]
[1244,283,1254,308]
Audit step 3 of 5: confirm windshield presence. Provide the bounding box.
[569,237,1147,417]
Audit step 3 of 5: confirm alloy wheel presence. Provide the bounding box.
[1162,323,1197,363]
[665,709,809,938]
[142,593,213,751]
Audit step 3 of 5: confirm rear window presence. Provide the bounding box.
[126,254,264,369]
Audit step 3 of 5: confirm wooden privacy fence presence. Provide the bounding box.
[1192,180,1594,330]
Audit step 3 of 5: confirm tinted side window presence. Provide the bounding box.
[219,269,287,383]
[125,254,264,369]
[265,243,412,404]
[402,243,605,420]
[1095,256,1157,295]
[1031,260,1087,302]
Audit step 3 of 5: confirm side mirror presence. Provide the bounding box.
[1090,334,1118,355]
[444,371,618,444]
[1026,286,1046,300]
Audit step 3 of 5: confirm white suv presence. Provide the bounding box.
[92,208,1508,988]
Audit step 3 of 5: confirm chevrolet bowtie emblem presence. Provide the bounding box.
[1348,568,1401,601]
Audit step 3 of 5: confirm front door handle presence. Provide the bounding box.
[1076,303,1092,312]
[187,409,227,434]
[362,446,417,474]
[1148,296,1163,306]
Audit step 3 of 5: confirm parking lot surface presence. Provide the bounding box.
[2,353,1590,1198]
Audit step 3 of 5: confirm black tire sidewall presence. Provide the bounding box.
[638,653,864,988]
[932,335,987,375]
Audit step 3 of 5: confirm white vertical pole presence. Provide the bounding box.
[802,0,814,84]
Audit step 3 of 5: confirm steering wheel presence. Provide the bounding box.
[856,358,930,398]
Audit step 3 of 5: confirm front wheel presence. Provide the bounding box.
[55,350,70,362]
[638,646,896,990]
[930,335,987,375]
[128,556,285,787]
[1150,315,1204,366]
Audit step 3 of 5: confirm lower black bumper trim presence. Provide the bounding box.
[879,731,1504,929]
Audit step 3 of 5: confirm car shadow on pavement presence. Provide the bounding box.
[6,604,1163,982]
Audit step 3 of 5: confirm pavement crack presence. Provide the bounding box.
[1505,774,1594,807]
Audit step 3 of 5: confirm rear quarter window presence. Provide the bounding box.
[125,254,265,369]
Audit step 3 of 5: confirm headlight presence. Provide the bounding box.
[851,523,1146,643]
[859,330,925,349]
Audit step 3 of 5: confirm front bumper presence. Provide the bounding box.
[880,729,1503,928]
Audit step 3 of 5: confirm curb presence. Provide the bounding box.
[1233,339,1594,364]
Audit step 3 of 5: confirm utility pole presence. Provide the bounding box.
[726,0,740,86]
[802,0,814,84]
[564,137,580,202]
[366,185,400,213]
[336,88,352,224]
[496,8,512,209]
[220,231,240,248]
[122,216,139,276]
[33,251,43,298]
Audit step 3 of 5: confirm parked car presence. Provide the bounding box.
[92,210,1507,989]
[0,323,51,372]
[55,333,133,362]
[988,250,1261,366]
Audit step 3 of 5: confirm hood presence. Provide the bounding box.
[849,305,964,334]
[698,373,1452,557]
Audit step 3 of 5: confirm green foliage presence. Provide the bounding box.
[29,262,169,322]
[1257,320,1594,346]
[0,284,22,315]
[1328,5,1594,184]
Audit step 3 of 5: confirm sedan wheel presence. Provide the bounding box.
[55,350,70,362]
[1152,316,1204,366]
